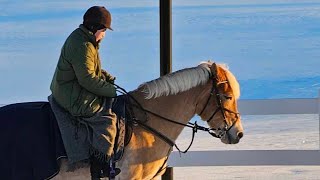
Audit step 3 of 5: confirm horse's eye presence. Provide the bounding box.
[224,95,232,100]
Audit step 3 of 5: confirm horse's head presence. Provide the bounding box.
[196,62,243,144]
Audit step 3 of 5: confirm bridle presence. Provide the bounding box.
[198,75,240,139]
[111,67,241,178]
[113,70,240,152]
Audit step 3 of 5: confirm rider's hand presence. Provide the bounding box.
[102,69,115,84]
[108,76,116,84]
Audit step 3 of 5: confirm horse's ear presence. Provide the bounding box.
[210,63,218,78]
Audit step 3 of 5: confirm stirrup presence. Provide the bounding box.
[107,168,121,179]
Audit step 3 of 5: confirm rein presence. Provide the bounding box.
[111,78,239,179]
[114,84,209,153]
[112,77,239,154]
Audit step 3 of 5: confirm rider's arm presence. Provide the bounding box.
[71,42,116,97]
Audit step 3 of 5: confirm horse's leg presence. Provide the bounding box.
[150,166,167,180]
[150,177,161,180]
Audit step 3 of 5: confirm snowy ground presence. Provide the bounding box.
[173,114,320,179]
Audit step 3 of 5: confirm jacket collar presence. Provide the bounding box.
[79,24,100,48]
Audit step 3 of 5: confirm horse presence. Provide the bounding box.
[1,61,243,180]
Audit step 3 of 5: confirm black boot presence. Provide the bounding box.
[90,157,121,179]
[90,157,105,180]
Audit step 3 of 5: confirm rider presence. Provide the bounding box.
[49,6,120,179]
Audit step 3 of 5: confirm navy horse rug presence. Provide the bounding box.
[0,98,129,180]
[0,102,66,180]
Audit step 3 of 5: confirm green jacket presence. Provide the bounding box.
[50,25,116,117]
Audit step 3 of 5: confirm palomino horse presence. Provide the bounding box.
[0,61,243,180]
[53,61,243,180]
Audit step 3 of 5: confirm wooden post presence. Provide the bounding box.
[160,0,173,179]
[161,167,173,180]
[160,0,172,77]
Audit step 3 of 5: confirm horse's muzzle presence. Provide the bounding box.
[222,131,243,144]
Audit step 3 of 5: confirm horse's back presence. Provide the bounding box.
[0,102,66,180]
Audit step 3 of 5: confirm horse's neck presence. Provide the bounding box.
[116,87,202,179]
[130,86,201,142]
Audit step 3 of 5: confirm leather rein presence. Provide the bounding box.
[113,75,240,154]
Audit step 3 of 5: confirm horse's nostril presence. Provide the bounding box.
[237,132,244,139]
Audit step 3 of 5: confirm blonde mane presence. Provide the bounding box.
[139,61,240,99]
[222,65,241,99]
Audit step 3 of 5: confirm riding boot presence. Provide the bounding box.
[90,157,121,179]
[100,160,121,178]
[90,157,106,180]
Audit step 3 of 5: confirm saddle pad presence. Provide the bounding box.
[0,102,67,180]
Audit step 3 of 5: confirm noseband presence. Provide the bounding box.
[198,77,240,138]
